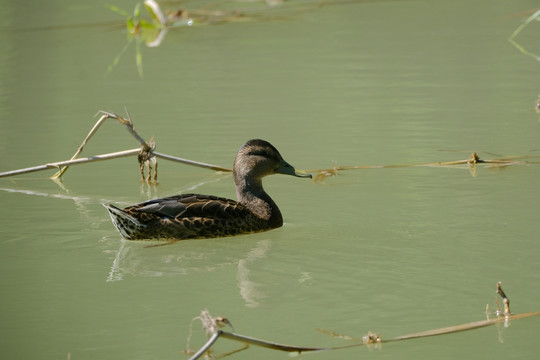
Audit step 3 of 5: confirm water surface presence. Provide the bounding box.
[1,1,539,359]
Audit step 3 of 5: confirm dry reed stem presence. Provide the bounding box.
[51,113,110,179]
[1,112,537,181]
[0,149,142,178]
[52,110,154,179]
[186,283,540,359]
[0,110,232,180]
[309,152,538,183]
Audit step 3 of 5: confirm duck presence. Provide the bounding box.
[103,139,311,240]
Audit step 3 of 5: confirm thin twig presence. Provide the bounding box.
[52,110,154,179]
[496,282,511,316]
[1,109,233,179]
[220,331,327,353]
[392,316,511,341]
[508,9,540,61]
[2,111,537,181]
[309,152,539,183]
[191,311,540,358]
[0,149,232,179]
[100,110,152,149]
[0,149,142,178]
[186,284,540,358]
[154,152,231,172]
[51,113,110,179]
[187,331,221,360]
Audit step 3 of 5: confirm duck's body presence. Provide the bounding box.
[104,193,280,240]
[104,139,310,240]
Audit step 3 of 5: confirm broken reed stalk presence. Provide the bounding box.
[187,332,221,360]
[309,152,539,182]
[1,110,537,181]
[0,149,142,178]
[51,112,109,179]
[1,148,535,181]
[310,153,534,173]
[497,281,511,316]
[0,110,232,179]
[154,152,231,172]
[187,283,540,359]
[187,310,540,360]
[0,149,232,179]
[219,331,325,353]
[51,110,153,179]
[508,9,540,61]
[391,311,540,342]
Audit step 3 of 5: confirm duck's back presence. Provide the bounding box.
[104,194,275,240]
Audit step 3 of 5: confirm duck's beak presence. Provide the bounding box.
[276,159,312,179]
[292,168,312,178]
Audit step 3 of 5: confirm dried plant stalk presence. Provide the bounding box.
[52,110,154,179]
[0,110,232,180]
[0,149,142,178]
[51,113,110,179]
[186,283,540,359]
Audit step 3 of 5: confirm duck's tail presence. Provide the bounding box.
[103,204,146,240]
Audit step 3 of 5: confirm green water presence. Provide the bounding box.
[1,1,539,359]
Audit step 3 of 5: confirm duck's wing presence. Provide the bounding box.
[118,193,260,239]
[125,193,251,221]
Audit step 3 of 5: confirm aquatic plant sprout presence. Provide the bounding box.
[105,0,195,76]
[104,0,324,77]
[509,9,540,61]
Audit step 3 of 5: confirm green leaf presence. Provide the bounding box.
[135,39,144,78]
[133,3,141,18]
[104,3,129,17]
[144,0,166,26]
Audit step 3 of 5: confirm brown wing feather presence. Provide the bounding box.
[120,194,269,240]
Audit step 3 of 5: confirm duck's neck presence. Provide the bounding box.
[234,175,283,228]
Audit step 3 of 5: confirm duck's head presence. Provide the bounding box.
[233,139,311,182]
